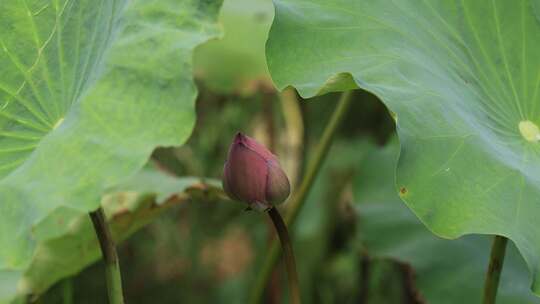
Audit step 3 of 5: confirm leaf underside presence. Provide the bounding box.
[355,140,540,303]
[20,168,224,301]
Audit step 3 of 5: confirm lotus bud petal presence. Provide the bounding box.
[223,132,291,211]
[266,161,291,205]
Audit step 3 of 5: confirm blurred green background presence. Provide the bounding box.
[35,0,538,303]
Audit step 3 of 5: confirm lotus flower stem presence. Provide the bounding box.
[249,90,354,304]
[482,235,508,304]
[89,207,125,304]
[62,278,73,304]
[267,207,301,304]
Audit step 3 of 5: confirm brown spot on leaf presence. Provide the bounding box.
[400,187,408,195]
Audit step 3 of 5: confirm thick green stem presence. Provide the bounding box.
[482,235,508,304]
[89,207,125,304]
[62,278,73,304]
[249,90,354,304]
[267,207,301,304]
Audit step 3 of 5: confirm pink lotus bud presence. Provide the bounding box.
[223,132,291,211]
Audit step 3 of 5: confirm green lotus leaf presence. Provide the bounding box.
[355,140,540,303]
[266,0,540,295]
[0,0,222,302]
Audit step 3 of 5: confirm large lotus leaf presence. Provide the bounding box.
[0,0,221,302]
[354,140,540,303]
[266,0,540,294]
